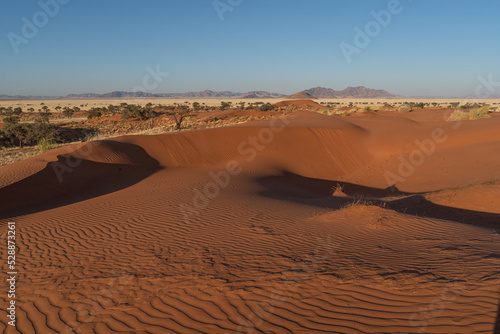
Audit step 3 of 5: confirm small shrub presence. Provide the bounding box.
[88,109,102,119]
[259,103,274,111]
[63,107,74,118]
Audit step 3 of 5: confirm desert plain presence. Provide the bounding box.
[0,98,500,333]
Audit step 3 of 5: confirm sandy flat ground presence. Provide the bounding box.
[2,98,500,110]
[0,108,499,333]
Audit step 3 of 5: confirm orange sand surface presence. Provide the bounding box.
[1,110,499,333]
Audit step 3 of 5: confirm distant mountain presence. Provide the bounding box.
[65,93,102,98]
[0,87,399,100]
[64,90,286,99]
[303,86,399,98]
[240,91,286,99]
[66,91,163,98]
[0,94,63,99]
[179,90,240,98]
[286,91,318,99]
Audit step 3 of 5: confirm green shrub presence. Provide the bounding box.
[219,101,231,111]
[2,120,27,147]
[259,103,274,111]
[63,107,75,118]
[121,104,156,120]
[88,109,102,119]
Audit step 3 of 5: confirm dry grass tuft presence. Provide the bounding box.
[448,107,491,121]
[0,147,39,166]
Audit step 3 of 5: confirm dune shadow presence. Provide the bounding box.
[257,172,500,230]
[0,141,160,220]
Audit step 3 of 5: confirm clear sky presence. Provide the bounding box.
[1,0,500,97]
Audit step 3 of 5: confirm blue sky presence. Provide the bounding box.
[1,0,500,97]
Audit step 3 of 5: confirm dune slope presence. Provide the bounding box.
[1,113,499,333]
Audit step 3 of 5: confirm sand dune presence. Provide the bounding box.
[1,111,499,333]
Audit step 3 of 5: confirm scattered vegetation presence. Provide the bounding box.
[1,99,495,166]
[1,110,59,148]
[87,108,103,119]
[259,103,274,111]
[63,106,75,118]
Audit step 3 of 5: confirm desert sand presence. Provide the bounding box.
[2,97,500,110]
[1,106,499,333]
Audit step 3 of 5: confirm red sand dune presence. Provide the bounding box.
[274,99,323,108]
[1,111,500,333]
[285,91,318,100]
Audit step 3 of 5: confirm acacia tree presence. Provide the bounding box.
[2,116,26,147]
[219,101,231,110]
[167,106,191,130]
[63,107,74,118]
